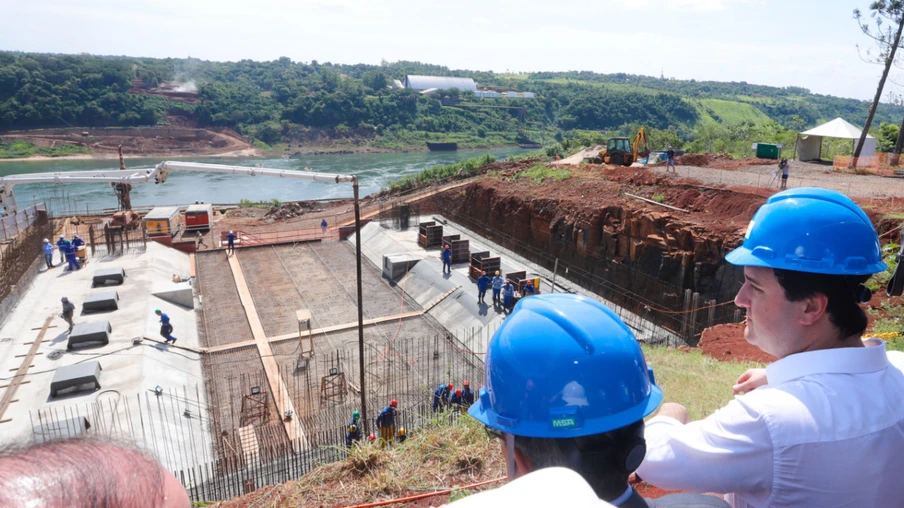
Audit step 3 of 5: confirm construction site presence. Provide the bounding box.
[0,152,902,503]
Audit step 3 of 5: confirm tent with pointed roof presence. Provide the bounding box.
[796,118,876,161]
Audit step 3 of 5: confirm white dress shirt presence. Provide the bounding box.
[637,339,904,507]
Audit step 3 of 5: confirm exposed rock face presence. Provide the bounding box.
[428,180,761,298]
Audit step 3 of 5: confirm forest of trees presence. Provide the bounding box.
[2,50,903,152]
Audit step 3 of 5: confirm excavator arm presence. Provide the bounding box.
[632,128,649,163]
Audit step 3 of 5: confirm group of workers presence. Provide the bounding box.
[432,380,475,412]
[451,187,904,507]
[476,270,533,310]
[345,401,408,449]
[43,234,85,271]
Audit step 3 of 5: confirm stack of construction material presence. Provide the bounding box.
[417,221,443,248]
[469,251,501,279]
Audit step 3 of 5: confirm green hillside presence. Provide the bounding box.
[0,51,900,155]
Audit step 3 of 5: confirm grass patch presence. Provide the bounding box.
[641,344,764,420]
[0,140,91,159]
[238,198,280,208]
[261,412,505,507]
[513,163,572,184]
[653,193,666,203]
[866,243,899,292]
[383,153,496,193]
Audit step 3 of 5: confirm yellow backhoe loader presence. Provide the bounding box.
[586,128,650,166]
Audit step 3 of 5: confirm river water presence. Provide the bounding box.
[0,148,530,214]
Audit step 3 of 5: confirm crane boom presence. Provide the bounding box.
[0,161,356,215]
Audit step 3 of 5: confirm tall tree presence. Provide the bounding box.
[852,1,904,166]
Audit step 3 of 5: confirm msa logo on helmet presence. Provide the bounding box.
[552,417,577,429]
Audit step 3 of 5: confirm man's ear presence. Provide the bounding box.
[799,292,829,326]
[513,447,533,478]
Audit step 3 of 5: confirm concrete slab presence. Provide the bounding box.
[351,217,680,351]
[0,242,210,472]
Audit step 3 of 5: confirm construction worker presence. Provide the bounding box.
[375,399,397,447]
[42,239,54,269]
[346,410,362,448]
[522,279,536,296]
[396,427,407,443]
[441,244,452,274]
[491,271,503,304]
[155,309,177,345]
[71,234,85,249]
[226,231,236,255]
[461,380,474,409]
[476,270,490,303]
[432,383,453,412]
[64,241,80,271]
[468,293,728,507]
[666,145,676,173]
[450,388,464,410]
[637,188,904,506]
[56,235,68,264]
[320,219,328,236]
[502,280,515,310]
[60,297,75,334]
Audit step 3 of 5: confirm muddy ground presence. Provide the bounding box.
[1,126,255,158]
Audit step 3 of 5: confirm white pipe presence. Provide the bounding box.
[158,161,355,183]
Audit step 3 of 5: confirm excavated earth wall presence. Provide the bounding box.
[426,172,767,301]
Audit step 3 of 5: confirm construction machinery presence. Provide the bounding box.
[586,128,650,166]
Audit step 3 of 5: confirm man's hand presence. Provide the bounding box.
[733,368,768,395]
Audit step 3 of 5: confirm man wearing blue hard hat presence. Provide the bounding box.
[637,188,904,507]
[463,293,728,507]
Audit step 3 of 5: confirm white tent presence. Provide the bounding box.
[797,118,876,161]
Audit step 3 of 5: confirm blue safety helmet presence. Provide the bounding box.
[726,188,885,275]
[469,294,662,438]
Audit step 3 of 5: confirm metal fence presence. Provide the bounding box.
[0,203,47,242]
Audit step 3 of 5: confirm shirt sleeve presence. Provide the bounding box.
[636,398,774,496]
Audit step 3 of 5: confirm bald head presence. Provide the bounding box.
[0,438,189,508]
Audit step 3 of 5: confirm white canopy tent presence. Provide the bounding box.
[796,118,876,161]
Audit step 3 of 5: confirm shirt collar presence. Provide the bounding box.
[609,485,634,506]
[766,339,889,386]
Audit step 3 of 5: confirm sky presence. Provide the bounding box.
[0,0,899,102]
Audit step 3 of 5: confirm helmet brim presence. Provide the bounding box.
[726,244,887,275]
[470,384,663,438]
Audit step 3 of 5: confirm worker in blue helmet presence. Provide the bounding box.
[467,293,728,507]
[637,188,904,507]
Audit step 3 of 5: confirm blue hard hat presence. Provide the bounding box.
[726,188,885,275]
[469,294,662,438]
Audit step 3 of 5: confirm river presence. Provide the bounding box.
[0,148,532,214]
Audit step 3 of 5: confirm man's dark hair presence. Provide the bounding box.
[512,420,644,501]
[774,269,871,338]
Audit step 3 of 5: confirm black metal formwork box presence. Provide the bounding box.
[92,268,125,287]
[82,290,119,313]
[67,321,112,350]
[449,239,470,264]
[417,222,443,249]
[50,361,102,398]
[470,252,500,279]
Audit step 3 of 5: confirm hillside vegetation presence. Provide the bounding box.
[1,51,902,155]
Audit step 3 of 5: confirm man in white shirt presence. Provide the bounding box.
[637,188,904,507]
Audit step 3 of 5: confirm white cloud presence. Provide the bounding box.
[472,16,489,24]
[665,0,729,12]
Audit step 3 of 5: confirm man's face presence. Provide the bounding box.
[734,266,803,358]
